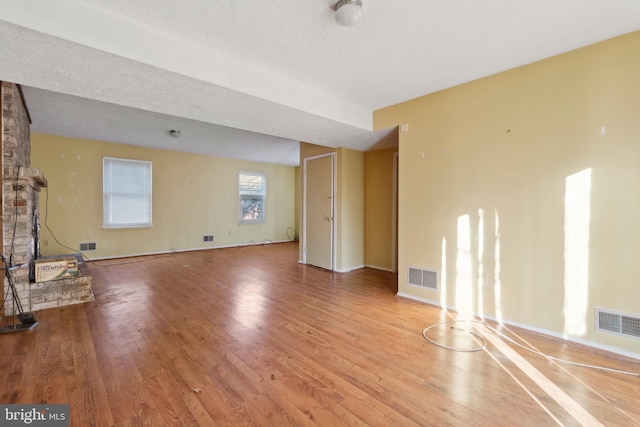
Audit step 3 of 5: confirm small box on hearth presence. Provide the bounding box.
[34,257,78,282]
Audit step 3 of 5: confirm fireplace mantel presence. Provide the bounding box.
[18,166,47,188]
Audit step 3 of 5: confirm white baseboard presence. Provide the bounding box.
[86,239,293,261]
[396,292,640,361]
[397,292,442,308]
[335,264,365,273]
[365,264,395,272]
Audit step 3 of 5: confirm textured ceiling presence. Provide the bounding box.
[1,0,640,166]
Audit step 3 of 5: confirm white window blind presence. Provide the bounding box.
[239,171,266,224]
[103,157,152,228]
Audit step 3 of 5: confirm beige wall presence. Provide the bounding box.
[294,166,301,242]
[374,32,640,355]
[365,147,397,271]
[32,133,296,259]
[337,147,365,271]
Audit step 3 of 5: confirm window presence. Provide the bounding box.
[103,157,152,228]
[239,171,266,224]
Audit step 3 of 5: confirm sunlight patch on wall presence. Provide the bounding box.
[441,236,448,310]
[477,209,485,319]
[494,209,503,323]
[563,168,592,337]
[456,214,474,317]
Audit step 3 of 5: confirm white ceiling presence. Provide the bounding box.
[1,0,639,166]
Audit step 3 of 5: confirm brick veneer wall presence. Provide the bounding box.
[1,81,37,315]
[1,82,92,315]
[2,82,31,172]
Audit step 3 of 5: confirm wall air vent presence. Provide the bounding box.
[408,267,438,290]
[79,242,96,251]
[595,307,640,339]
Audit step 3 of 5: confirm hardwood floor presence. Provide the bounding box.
[1,242,639,426]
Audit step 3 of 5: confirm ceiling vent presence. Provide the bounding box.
[595,307,640,339]
[408,267,438,290]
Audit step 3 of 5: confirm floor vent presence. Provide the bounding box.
[595,308,640,339]
[408,267,438,290]
[79,242,96,251]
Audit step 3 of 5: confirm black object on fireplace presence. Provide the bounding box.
[0,254,38,335]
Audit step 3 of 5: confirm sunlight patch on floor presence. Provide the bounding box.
[481,326,603,426]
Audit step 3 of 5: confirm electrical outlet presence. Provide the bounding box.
[203,235,214,242]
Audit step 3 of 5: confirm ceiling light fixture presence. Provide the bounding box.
[335,0,363,27]
[169,129,181,138]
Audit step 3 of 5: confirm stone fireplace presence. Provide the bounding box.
[1,81,92,316]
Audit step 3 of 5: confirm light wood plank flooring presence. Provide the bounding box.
[1,242,639,426]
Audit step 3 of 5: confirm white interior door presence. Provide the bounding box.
[304,154,334,270]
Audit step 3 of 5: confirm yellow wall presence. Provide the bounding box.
[32,133,296,259]
[337,147,365,271]
[365,147,397,271]
[299,142,337,159]
[374,32,640,355]
[294,166,301,242]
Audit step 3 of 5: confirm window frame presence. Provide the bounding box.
[238,171,266,224]
[103,157,153,229]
